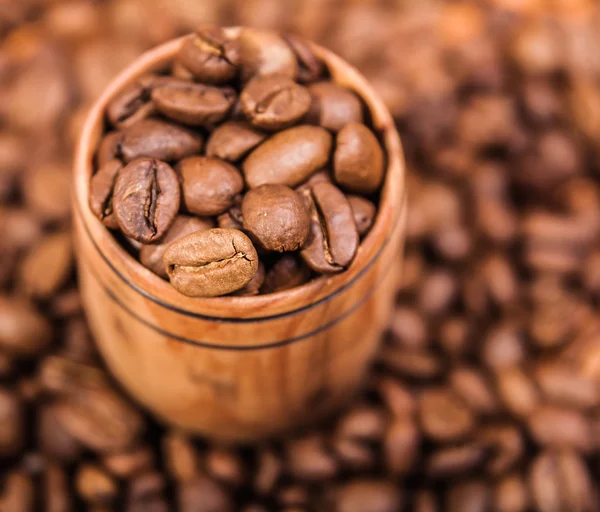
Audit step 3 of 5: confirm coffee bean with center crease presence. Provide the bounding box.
[334,122,384,194]
[113,158,180,243]
[140,215,215,278]
[238,28,298,82]
[243,125,332,188]
[164,228,259,297]
[151,78,236,126]
[177,156,244,216]
[106,74,157,129]
[176,28,241,84]
[242,184,310,252]
[117,119,203,163]
[283,34,325,84]
[240,74,311,131]
[306,82,364,132]
[261,254,312,294]
[300,182,359,273]
[205,121,266,162]
[89,159,122,229]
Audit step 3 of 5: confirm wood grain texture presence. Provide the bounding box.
[72,31,407,441]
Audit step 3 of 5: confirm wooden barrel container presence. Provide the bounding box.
[72,30,407,442]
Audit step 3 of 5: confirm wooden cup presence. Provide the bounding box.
[73,31,407,442]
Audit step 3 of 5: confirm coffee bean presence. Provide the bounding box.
[306,82,363,132]
[418,388,475,441]
[261,254,311,293]
[238,28,298,82]
[113,158,180,243]
[164,228,259,297]
[151,78,236,126]
[118,119,203,163]
[97,131,123,168]
[445,481,490,512]
[0,472,34,512]
[45,464,71,512]
[103,446,155,479]
[254,449,282,495]
[240,74,311,131]
[243,125,332,188]
[335,405,386,441]
[178,156,243,216]
[300,182,358,273]
[163,431,200,483]
[177,28,241,84]
[347,195,376,237]
[0,387,23,457]
[286,435,338,481]
[106,74,156,128]
[0,296,52,357]
[76,464,117,504]
[23,161,72,223]
[449,367,499,416]
[533,361,600,410]
[232,261,265,296]
[330,480,402,512]
[333,437,375,471]
[283,34,325,83]
[378,345,443,380]
[38,403,83,462]
[384,417,420,476]
[140,215,214,278]
[89,159,122,229]
[493,474,529,512]
[242,184,310,252]
[205,446,246,487]
[426,443,487,477]
[527,405,593,453]
[178,477,234,512]
[205,121,266,162]
[217,205,244,231]
[495,366,540,417]
[334,122,384,194]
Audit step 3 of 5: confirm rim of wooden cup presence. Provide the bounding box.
[73,28,406,320]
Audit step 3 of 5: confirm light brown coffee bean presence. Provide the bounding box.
[45,464,71,512]
[449,367,499,416]
[0,387,23,457]
[445,481,490,512]
[534,361,599,409]
[205,447,246,487]
[164,228,259,297]
[178,477,234,512]
[332,437,375,471]
[477,424,524,475]
[178,156,243,216]
[205,121,266,162]
[103,446,155,479]
[384,417,420,476]
[0,296,52,357]
[89,159,122,229]
[242,184,310,252]
[527,405,593,453]
[38,403,83,462]
[232,262,265,296]
[240,74,311,131]
[254,449,282,495]
[283,34,324,83]
[495,366,540,417]
[23,161,72,223]
[18,231,72,299]
[285,435,338,481]
[151,79,236,126]
[128,472,165,502]
[330,480,403,512]
[113,158,180,243]
[378,346,443,380]
[306,82,363,132]
[106,74,156,128]
[217,205,244,231]
[238,28,298,82]
[336,405,386,441]
[426,443,487,477]
[494,474,529,512]
[334,122,384,194]
[0,472,34,512]
[418,388,475,441]
[76,464,117,504]
[140,216,214,278]
[300,182,358,273]
[261,254,311,294]
[348,195,376,237]
[176,28,241,84]
[118,119,203,163]
[0,207,42,252]
[163,431,200,483]
[243,125,332,188]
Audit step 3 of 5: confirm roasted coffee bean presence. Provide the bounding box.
[426,443,487,477]
[243,125,332,188]
[113,158,180,243]
[106,74,156,128]
[334,122,384,194]
[164,228,259,297]
[140,215,214,278]
[527,405,593,453]
[176,28,241,84]
[348,195,376,237]
[151,78,236,126]
[254,449,282,495]
[240,74,311,131]
[178,477,234,512]
[76,464,117,504]
[38,403,83,462]
[300,182,358,273]
[89,159,122,229]
[242,184,310,252]
[384,417,420,476]
[23,161,72,223]
[232,261,265,296]
[445,480,490,512]
[117,119,203,163]
[286,435,338,481]
[238,28,298,82]
[418,388,475,442]
[205,446,246,486]
[329,480,403,512]
[0,296,52,357]
[449,367,499,416]
[97,131,123,168]
[261,254,311,293]
[178,156,243,216]
[283,34,325,84]
[0,387,23,456]
[205,121,266,161]
[103,446,155,479]
[45,464,71,512]
[494,474,529,512]
[217,205,244,231]
[306,82,363,132]
[0,472,34,512]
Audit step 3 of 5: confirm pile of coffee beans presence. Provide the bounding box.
[2,1,600,511]
[89,27,384,297]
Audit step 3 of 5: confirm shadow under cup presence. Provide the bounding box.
[72,33,407,442]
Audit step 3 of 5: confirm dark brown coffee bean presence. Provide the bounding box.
[527,405,593,453]
[240,74,311,131]
[384,417,420,475]
[140,215,214,278]
[217,205,244,231]
[306,82,363,132]
[178,156,243,216]
[243,125,332,188]
[348,195,376,237]
[242,184,310,252]
[164,228,259,297]
[285,435,338,481]
[283,34,324,83]
[18,231,72,299]
[128,472,165,501]
[205,121,266,162]
[232,262,265,296]
[151,79,236,126]
[176,28,241,84]
[118,119,203,163]
[0,387,23,457]
[89,159,122,229]
[113,158,180,243]
[418,388,475,441]
[106,74,156,128]
[494,474,529,512]
[103,446,155,479]
[261,254,311,294]
[0,296,52,357]
[38,404,83,462]
[178,477,234,512]
[330,480,403,512]
[163,431,200,483]
[445,481,490,512]
[97,131,122,168]
[300,182,358,273]
[334,122,384,194]
[76,464,117,504]
[238,28,298,82]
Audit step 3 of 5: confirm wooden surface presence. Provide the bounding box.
[72,32,407,441]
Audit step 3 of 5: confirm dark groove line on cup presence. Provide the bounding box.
[77,192,405,323]
[89,248,396,350]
